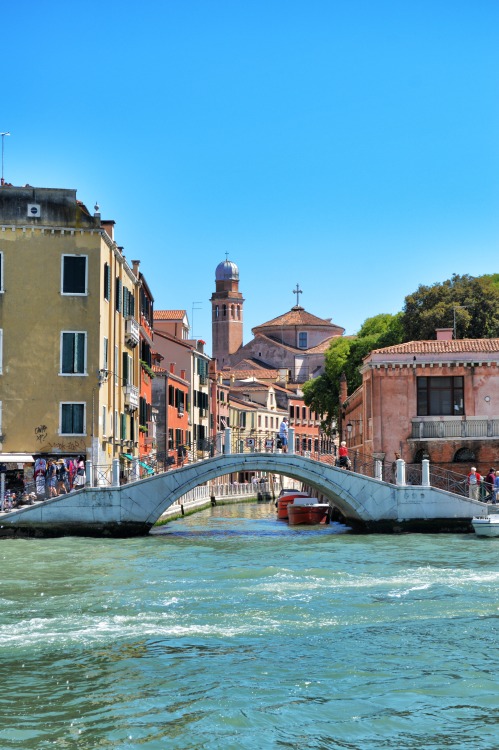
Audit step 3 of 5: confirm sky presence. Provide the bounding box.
[2,1,498,351]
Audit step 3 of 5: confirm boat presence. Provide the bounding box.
[471,515,499,537]
[287,497,331,526]
[277,492,311,520]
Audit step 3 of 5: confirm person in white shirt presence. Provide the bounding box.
[279,418,289,453]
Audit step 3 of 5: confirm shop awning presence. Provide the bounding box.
[0,453,35,463]
[121,453,134,461]
[139,461,154,475]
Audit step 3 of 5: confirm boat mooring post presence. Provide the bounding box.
[422,458,430,487]
[396,458,406,486]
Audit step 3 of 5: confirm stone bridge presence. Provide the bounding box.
[0,452,488,537]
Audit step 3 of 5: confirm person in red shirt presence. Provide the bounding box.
[467,467,482,501]
[338,441,350,469]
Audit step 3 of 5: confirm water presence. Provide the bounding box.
[1,502,499,750]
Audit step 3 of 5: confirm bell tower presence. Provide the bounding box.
[210,256,244,368]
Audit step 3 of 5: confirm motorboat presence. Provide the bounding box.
[471,515,499,537]
[277,492,310,520]
[287,497,331,526]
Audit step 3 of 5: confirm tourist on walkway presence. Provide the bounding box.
[338,441,350,469]
[484,468,496,502]
[467,467,482,501]
[279,418,289,453]
[72,456,86,490]
[494,471,499,504]
[45,460,58,498]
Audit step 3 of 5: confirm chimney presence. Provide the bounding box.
[436,328,453,341]
[101,219,115,241]
[170,363,175,374]
[131,259,140,276]
[180,369,186,380]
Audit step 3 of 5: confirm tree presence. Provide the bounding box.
[401,274,499,340]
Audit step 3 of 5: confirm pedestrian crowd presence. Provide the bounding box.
[0,456,87,512]
[468,466,499,503]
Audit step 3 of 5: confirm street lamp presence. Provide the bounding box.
[1,132,10,185]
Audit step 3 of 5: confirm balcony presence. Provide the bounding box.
[124,384,139,411]
[147,421,157,439]
[411,417,499,440]
[125,316,140,348]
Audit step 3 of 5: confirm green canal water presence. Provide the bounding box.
[1,501,499,749]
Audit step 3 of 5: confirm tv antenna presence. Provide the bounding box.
[1,132,10,185]
[191,301,203,338]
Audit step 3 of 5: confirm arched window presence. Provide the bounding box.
[236,306,241,319]
[454,447,476,463]
[222,304,227,317]
[413,449,430,464]
[231,304,235,318]
[214,305,219,319]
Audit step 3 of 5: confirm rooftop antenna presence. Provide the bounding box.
[191,301,202,338]
[1,132,10,185]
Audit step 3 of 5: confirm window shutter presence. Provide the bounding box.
[75,333,85,373]
[122,351,128,384]
[116,278,122,312]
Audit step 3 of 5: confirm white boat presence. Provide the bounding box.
[471,515,499,537]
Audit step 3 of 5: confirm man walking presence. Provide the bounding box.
[279,417,289,453]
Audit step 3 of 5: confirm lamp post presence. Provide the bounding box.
[1,131,10,185]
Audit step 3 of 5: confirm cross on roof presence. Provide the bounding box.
[292,283,303,306]
[225,252,230,261]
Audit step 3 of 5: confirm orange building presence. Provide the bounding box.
[152,362,190,467]
[132,262,155,462]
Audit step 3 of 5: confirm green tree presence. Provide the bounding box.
[401,274,499,340]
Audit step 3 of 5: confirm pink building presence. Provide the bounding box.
[343,330,499,475]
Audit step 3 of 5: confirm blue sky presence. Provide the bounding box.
[2,1,498,350]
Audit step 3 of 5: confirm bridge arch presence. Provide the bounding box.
[139,453,377,526]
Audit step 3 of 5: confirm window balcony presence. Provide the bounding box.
[410,417,499,440]
[124,384,139,411]
[125,316,140,348]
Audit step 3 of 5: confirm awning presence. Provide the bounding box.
[139,460,154,475]
[0,453,35,463]
[121,453,134,461]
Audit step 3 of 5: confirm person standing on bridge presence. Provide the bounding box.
[279,418,289,453]
[467,467,481,501]
[338,441,350,469]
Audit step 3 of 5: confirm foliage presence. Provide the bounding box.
[401,274,499,341]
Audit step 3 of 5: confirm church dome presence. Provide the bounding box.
[215,259,239,281]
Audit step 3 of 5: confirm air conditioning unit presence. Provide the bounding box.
[27,204,41,218]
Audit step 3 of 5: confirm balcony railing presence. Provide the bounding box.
[125,316,140,348]
[124,384,139,411]
[411,418,499,440]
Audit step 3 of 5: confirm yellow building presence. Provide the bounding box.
[0,185,140,482]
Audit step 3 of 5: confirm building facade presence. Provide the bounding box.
[0,185,141,484]
[343,329,499,474]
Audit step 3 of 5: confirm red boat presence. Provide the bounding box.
[287,497,331,526]
[277,491,310,520]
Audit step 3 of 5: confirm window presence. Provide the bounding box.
[60,332,86,374]
[103,337,109,371]
[417,376,464,416]
[60,403,85,434]
[120,413,127,440]
[114,346,119,386]
[115,277,122,313]
[122,352,133,386]
[298,331,308,348]
[104,263,111,301]
[102,405,107,435]
[0,251,3,292]
[62,255,87,295]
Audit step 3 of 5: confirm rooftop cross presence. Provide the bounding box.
[292,283,303,306]
[225,252,230,261]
